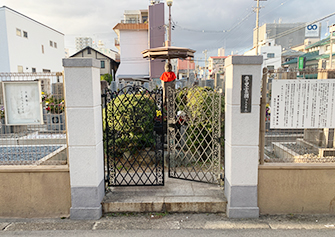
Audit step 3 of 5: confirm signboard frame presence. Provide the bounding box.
[298,57,305,71]
[305,23,320,38]
[2,81,43,125]
[270,79,335,129]
[240,75,252,113]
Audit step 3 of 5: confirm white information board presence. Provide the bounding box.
[2,81,43,125]
[270,79,335,129]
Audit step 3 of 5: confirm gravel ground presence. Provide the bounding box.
[22,133,66,139]
[0,145,62,163]
[266,143,335,163]
[282,143,318,156]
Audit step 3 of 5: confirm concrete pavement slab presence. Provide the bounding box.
[5,221,95,231]
[3,214,335,232]
[95,218,181,230]
[204,221,269,229]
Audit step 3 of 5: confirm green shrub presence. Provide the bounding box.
[100,74,113,84]
[175,87,225,155]
[104,92,157,153]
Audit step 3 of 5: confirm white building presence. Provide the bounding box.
[75,37,93,51]
[0,6,64,73]
[254,22,320,51]
[96,40,119,61]
[208,56,226,78]
[113,3,165,82]
[113,9,150,82]
[244,39,282,70]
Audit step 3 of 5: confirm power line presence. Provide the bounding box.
[268,12,335,42]
[197,0,292,54]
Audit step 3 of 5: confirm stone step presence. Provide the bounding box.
[102,176,226,214]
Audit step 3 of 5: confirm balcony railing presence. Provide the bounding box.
[121,19,141,24]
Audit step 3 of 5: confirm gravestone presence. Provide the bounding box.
[38,78,51,95]
[206,79,214,89]
[149,81,156,91]
[100,80,108,94]
[52,83,63,100]
[110,81,118,92]
[120,79,125,90]
[143,82,149,90]
[189,73,195,86]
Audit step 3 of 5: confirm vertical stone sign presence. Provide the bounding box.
[240,75,252,113]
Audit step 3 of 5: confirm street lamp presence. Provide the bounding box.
[166,0,173,47]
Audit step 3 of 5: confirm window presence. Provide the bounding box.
[54,42,57,48]
[16,28,22,36]
[18,65,23,72]
[23,31,28,38]
[267,65,275,71]
[101,60,105,68]
[43,69,51,73]
[87,48,91,54]
[267,53,275,58]
[50,40,53,47]
[42,45,44,54]
[142,16,148,23]
[32,68,36,73]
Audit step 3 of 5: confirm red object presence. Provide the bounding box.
[160,71,176,82]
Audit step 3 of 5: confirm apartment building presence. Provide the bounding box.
[0,6,64,74]
[113,2,165,82]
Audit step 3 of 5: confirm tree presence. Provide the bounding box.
[101,74,113,84]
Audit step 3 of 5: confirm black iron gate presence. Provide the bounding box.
[166,86,223,184]
[103,85,164,186]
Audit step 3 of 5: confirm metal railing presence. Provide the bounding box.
[0,72,67,165]
[121,19,141,24]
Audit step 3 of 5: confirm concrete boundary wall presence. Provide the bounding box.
[259,163,335,214]
[0,165,70,218]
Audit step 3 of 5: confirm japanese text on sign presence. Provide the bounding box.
[2,81,43,125]
[270,79,335,129]
[240,75,252,113]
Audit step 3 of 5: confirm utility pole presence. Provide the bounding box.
[329,24,335,69]
[187,57,190,79]
[254,0,266,55]
[203,50,208,80]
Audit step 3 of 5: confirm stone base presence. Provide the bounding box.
[225,179,259,218]
[70,206,102,220]
[227,207,259,218]
[70,179,105,220]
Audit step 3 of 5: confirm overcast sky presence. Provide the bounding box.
[2,0,335,63]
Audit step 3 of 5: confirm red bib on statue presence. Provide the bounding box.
[160,71,176,82]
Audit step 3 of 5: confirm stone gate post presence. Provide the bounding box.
[224,55,263,218]
[63,58,104,219]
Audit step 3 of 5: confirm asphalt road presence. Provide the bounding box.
[2,213,335,236]
[1,229,335,237]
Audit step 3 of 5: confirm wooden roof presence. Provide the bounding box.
[113,23,148,31]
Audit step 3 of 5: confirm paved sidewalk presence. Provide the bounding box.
[2,213,335,231]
